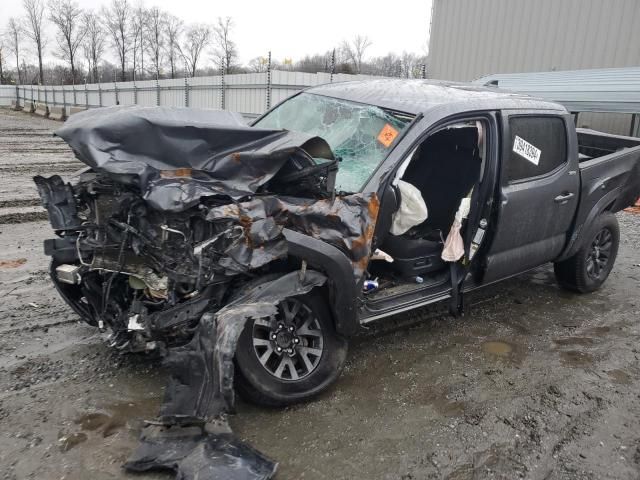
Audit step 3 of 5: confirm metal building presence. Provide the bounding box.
[428,0,640,81]
[475,67,640,136]
[427,0,640,134]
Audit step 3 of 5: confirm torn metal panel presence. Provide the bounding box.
[55,106,336,212]
[125,271,326,480]
[207,194,380,278]
[125,421,277,480]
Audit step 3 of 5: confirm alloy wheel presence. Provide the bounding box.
[251,298,324,381]
[586,227,613,280]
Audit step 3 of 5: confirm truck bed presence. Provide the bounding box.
[572,128,640,241]
[577,128,640,162]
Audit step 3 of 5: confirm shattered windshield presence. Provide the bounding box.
[255,92,414,192]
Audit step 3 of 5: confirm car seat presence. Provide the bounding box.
[403,126,481,237]
[373,183,445,277]
[376,126,481,277]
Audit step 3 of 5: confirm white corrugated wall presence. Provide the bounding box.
[0,70,382,116]
[429,0,640,82]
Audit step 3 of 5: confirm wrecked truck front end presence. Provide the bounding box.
[34,106,365,348]
[33,105,381,479]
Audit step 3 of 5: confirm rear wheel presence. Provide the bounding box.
[554,212,619,293]
[234,288,348,407]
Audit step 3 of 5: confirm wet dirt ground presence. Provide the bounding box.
[0,108,639,480]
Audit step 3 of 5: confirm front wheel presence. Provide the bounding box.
[554,212,620,293]
[234,289,348,407]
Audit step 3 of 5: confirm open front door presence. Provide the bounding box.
[482,112,579,284]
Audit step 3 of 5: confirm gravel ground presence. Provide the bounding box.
[0,108,639,480]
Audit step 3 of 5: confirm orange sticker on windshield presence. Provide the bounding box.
[377,124,399,148]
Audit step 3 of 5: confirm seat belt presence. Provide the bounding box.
[449,261,464,317]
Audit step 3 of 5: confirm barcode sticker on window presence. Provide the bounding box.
[513,135,541,165]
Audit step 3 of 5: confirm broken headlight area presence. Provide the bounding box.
[36,172,255,351]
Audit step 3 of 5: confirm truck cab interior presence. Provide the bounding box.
[363,120,487,308]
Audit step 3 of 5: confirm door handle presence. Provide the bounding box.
[554,192,575,203]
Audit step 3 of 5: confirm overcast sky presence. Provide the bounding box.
[2,0,433,65]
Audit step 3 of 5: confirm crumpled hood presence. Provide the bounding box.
[55,106,335,212]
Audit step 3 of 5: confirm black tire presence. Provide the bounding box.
[234,285,348,407]
[554,212,619,293]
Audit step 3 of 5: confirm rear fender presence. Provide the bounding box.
[557,188,623,261]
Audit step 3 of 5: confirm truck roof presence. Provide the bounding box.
[306,79,565,116]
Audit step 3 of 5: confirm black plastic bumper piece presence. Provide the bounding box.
[44,237,79,263]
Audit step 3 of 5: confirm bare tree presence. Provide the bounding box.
[213,16,237,73]
[341,35,372,74]
[23,0,46,84]
[179,24,211,77]
[0,43,5,84]
[131,4,146,79]
[6,19,22,84]
[165,14,182,79]
[102,0,131,81]
[369,52,401,77]
[400,51,427,78]
[247,56,269,73]
[82,11,104,83]
[48,0,85,83]
[145,7,164,79]
[295,52,333,73]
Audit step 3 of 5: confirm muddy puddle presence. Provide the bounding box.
[0,258,27,269]
[553,336,595,346]
[74,400,154,438]
[607,369,632,385]
[479,339,528,366]
[58,432,88,452]
[559,350,594,367]
[482,340,513,356]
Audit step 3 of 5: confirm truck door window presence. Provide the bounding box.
[506,116,568,183]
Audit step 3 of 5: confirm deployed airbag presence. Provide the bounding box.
[389,179,428,235]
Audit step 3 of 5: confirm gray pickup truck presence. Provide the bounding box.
[35,80,640,412]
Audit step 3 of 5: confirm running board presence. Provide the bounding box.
[358,273,450,324]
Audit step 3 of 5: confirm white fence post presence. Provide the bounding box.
[330,49,336,83]
[184,76,189,107]
[221,67,225,110]
[266,51,272,110]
